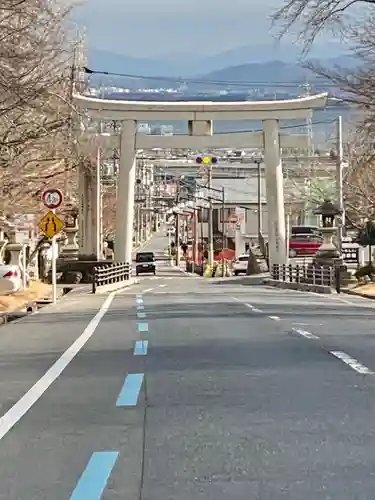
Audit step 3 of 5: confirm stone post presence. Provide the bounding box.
[60,218,79,260]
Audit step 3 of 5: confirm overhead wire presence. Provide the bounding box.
[84,67,341,91]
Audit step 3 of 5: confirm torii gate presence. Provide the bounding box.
[73,93,327,266]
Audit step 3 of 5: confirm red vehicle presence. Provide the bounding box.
[288,233,323,257]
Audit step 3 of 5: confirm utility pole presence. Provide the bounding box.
[221,187,225,277]
[254,157,263,238]
[95,121,102,260]
[175,181,180,266]
[193,208,198,273]
[207,164,214,267]
[336,115,344,251]
[64,44,76,200]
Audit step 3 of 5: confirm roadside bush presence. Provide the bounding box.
[355,264,375,282]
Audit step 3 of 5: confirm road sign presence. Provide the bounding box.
[42,188,63,209]
[38,210,65,239]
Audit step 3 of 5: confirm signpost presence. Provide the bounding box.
[40,189,64,303]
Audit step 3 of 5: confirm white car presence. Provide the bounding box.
[233,254,249,275]
[0,265,23,294]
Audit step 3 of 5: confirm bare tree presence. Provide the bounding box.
[272,0,372,53]
[0,0,89,217]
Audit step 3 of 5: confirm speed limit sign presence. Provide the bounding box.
[42,188,63,209]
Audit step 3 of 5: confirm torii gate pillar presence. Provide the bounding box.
[263,119,286,266]
[115,120,137,263]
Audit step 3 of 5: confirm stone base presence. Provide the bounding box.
[60,249,79,260]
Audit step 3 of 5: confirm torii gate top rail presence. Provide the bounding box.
[74,93,328,120]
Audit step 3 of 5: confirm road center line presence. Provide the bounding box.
[330,351,374,375]
[0,292,116,441]
[292,327,319,340]
[69,451,119,500]
[143,288,154,293]
[116,373,144,406]
[269,315,280,321]
[138,322,149,333]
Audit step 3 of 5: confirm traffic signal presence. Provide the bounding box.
[195,155,217,164]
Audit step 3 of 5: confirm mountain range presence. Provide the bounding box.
[86,47,358,90]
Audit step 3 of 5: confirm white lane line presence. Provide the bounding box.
[330,351,374,375]
[234,300,264,314]
[244,303,254,309]
[159,284,167,288]
[0,292,116,441]
[143,288,153,293]
[269,315,280,321]
[292,327,319,340]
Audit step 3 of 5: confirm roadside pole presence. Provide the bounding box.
[39,188,64,304]
[51,218,57,303]
[336,115,344,251]
[221,187,225,277]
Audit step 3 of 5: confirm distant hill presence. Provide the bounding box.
[198,61,313,83]
[198,56,358,84]
[86,49,358,91]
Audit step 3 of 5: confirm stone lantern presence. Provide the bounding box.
[60,207,79,260]
[312,199,342,264]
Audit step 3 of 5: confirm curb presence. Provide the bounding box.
[341,288,375,300]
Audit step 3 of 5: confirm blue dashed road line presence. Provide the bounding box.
[69,451,119,500]
[134,340,148,356]
[116,374,144,407]
[137,322,149,333]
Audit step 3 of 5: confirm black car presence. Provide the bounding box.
[135,252,156,276]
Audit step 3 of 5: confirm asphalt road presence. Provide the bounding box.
[0,233,375,498]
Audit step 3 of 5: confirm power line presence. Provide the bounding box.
[83,67,341,90]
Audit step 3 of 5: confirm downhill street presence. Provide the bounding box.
[0,234,374,499]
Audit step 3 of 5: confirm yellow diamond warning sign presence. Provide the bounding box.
[38,210,64,239]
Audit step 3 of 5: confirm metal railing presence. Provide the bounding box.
[271,263,335,287]
[92,262,132,293]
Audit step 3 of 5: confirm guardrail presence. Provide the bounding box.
[271,263,335,287]
[92,262,132,293]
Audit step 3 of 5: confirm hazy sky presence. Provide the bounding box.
[73,0,307,58]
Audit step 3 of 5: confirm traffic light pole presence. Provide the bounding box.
[193,208,198,273]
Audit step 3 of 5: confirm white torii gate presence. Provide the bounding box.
[73,93,327,266]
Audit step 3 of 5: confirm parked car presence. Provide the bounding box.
[135,252,156,276]
[0,265,23,294]
[233,254,249,275]
[288,234,323,258]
